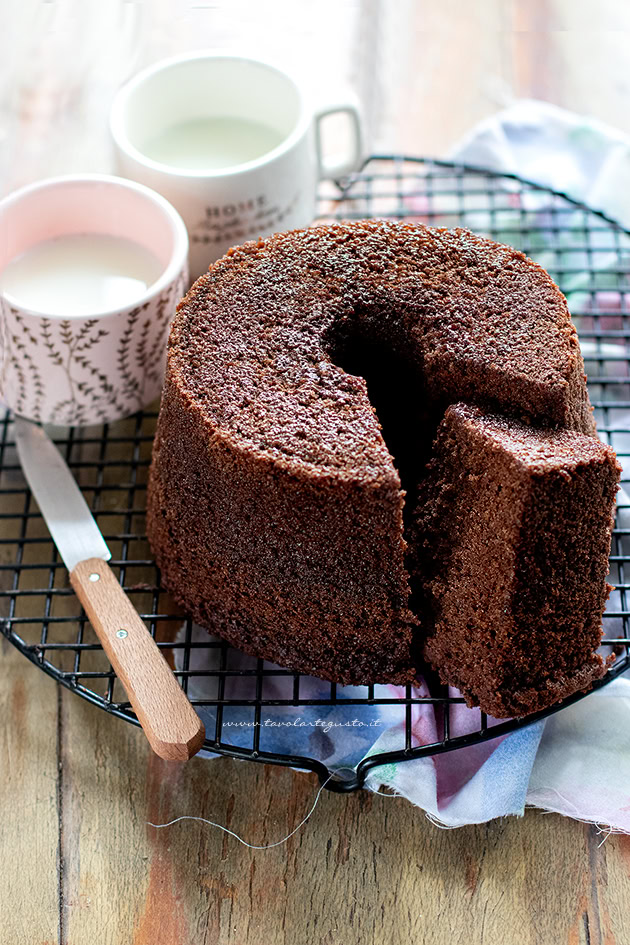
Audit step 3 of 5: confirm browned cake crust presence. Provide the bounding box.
[147,219,617,712]
[408,404,620,717]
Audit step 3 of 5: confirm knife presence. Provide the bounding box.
[14,416,205,762]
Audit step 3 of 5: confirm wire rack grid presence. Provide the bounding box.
[1,156,630,793]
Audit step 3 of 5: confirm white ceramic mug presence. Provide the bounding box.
[110,52,363,280]
[0,175,188,426]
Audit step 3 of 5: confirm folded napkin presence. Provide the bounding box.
[182,100,630,829]
[452,98,630,230]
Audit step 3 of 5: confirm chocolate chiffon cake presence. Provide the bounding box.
[147,220,620,717]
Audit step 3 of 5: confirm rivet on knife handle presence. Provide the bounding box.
[70,557,206,762]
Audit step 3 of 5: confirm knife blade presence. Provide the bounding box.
[14,417,111,572]
[14,416,205,762]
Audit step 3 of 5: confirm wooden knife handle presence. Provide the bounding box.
[70,557,205,762]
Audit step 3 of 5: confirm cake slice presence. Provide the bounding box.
[409,403,620,718]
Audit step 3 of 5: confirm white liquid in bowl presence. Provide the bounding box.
[141,116,284,171]
[0,233,164,317]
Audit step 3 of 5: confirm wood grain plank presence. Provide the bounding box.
[589,830,630,945]
[53,680,630,945]
[0,638,60,945]
[9,630,630,945]
[389,1,509,158]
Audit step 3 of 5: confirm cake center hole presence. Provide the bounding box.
[327,331,431,506]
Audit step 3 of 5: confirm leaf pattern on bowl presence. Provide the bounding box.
[0,269,187,424]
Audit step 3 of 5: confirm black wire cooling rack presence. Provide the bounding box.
[2,156,630,793]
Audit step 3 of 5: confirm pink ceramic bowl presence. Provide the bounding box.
[0,174,188,426]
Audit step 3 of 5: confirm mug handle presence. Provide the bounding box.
[314,101,363,181]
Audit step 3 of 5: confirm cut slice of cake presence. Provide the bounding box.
[409,403,620,718]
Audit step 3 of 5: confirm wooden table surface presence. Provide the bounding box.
[4,3,630,943]
[4,638,630,945]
